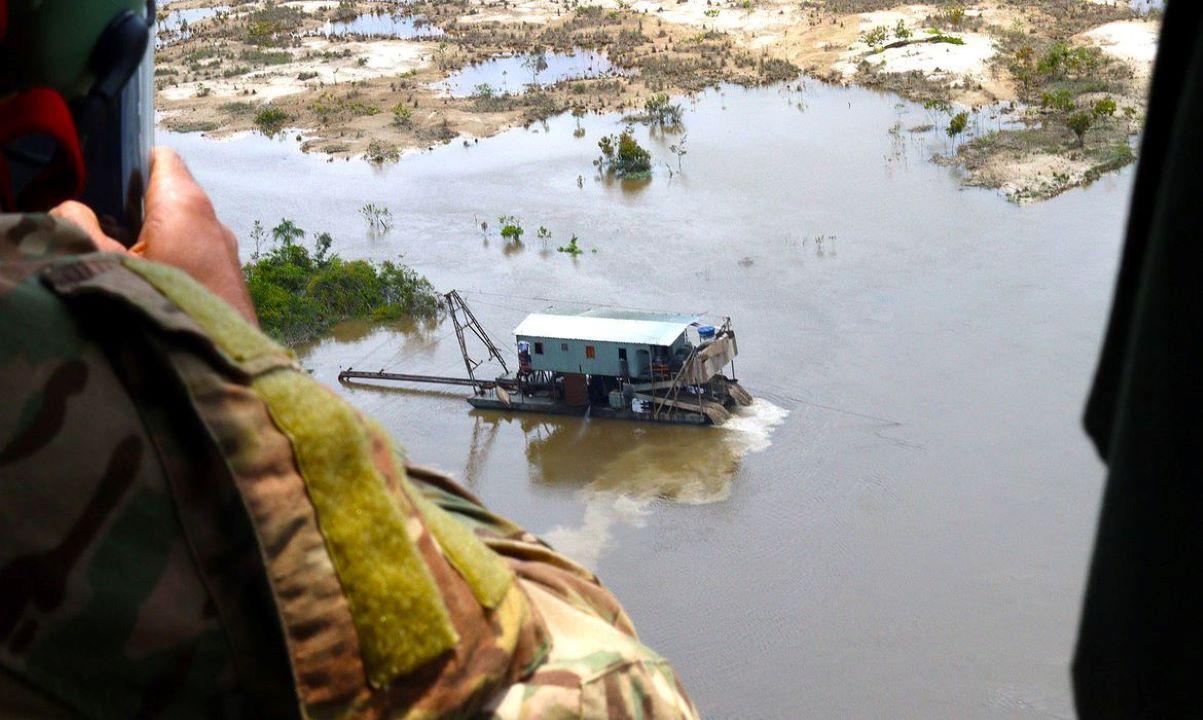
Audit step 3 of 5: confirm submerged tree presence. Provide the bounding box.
[572,106,587,138]
[360,203,393,234]
[640,93,683,126]
[499,215,524,243]
[557,235,584,256]
[668,133,688,173]
[946,111,969,138]
[522,51,549,84]
[597,129,652,178]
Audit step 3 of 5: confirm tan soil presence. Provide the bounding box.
[154,0,1160,200]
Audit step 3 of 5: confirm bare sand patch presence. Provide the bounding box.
[1077,19,1159,69]
[457,0,558,25]
[832,5,997,88]
[162,38,432,102]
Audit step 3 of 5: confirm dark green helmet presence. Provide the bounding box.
[1,0,154,236]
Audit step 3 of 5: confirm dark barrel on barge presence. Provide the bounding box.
[338,291,752,426]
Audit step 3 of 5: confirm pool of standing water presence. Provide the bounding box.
[434,50,624,97]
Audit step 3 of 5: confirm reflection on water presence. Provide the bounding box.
[537,400,788,568]
[168,77,1133,718]
[435,50,622,98]
[156,5,227,46]
[316,13,443,39]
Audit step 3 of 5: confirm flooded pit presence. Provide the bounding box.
[434,50,623,97]
[166,79,1131,718]
[155,5,228,46]
[316,12,443,39]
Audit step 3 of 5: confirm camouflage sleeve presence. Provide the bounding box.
[409,465,701,719]
[0,214,295,719]
[1,213,698,720]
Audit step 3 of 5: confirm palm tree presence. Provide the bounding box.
[272,219,304,246]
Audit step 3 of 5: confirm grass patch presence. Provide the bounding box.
[168,119,220,133]
[239,48,293,65]
[220,101,255,114]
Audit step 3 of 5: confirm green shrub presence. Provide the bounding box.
[637,93,683,125]
[557,235,584,256]
[947,111,969,137]
[862,25,889,49]
[239,48,291,65]
[254,106,290,135]
[1067,111,1093,147]
[364,139,400,163]
[499,216,524,242]
[1093,96,1117,118]
[391,102,413,127]
[1040,89,1075,113]
[598,129,651,178]
[930,34,965,46]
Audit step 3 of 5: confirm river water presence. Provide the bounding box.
[165,79,1131,718]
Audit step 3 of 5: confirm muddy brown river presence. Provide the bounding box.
[166,80,1132,718]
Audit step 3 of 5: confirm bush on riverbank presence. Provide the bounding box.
[243,220,439,345]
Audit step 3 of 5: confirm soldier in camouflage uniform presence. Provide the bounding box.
[0,6,701,713]
[0,147,701,719]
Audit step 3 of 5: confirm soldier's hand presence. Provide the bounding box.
[49,147,258,325]
[134,147,256,324]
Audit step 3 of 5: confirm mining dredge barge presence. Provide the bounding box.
[338,291,752,426]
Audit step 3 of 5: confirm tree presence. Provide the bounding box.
[861,25,889,49]
[641,93,683,126]
[360,204,393,234]
[1067,111,1092,148]
[1010,45,1037,98]
[947,111,969,138]
[598,129,652,178]
[572,106,587,138]
[250,220,267,258]
[668,133,688,172]
[522,51,548,84]
[1037,42,1066,79]
[272,218,304,246]
[313,232,334,265]
[1040,89,1074,113]
[254,106,290,136]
